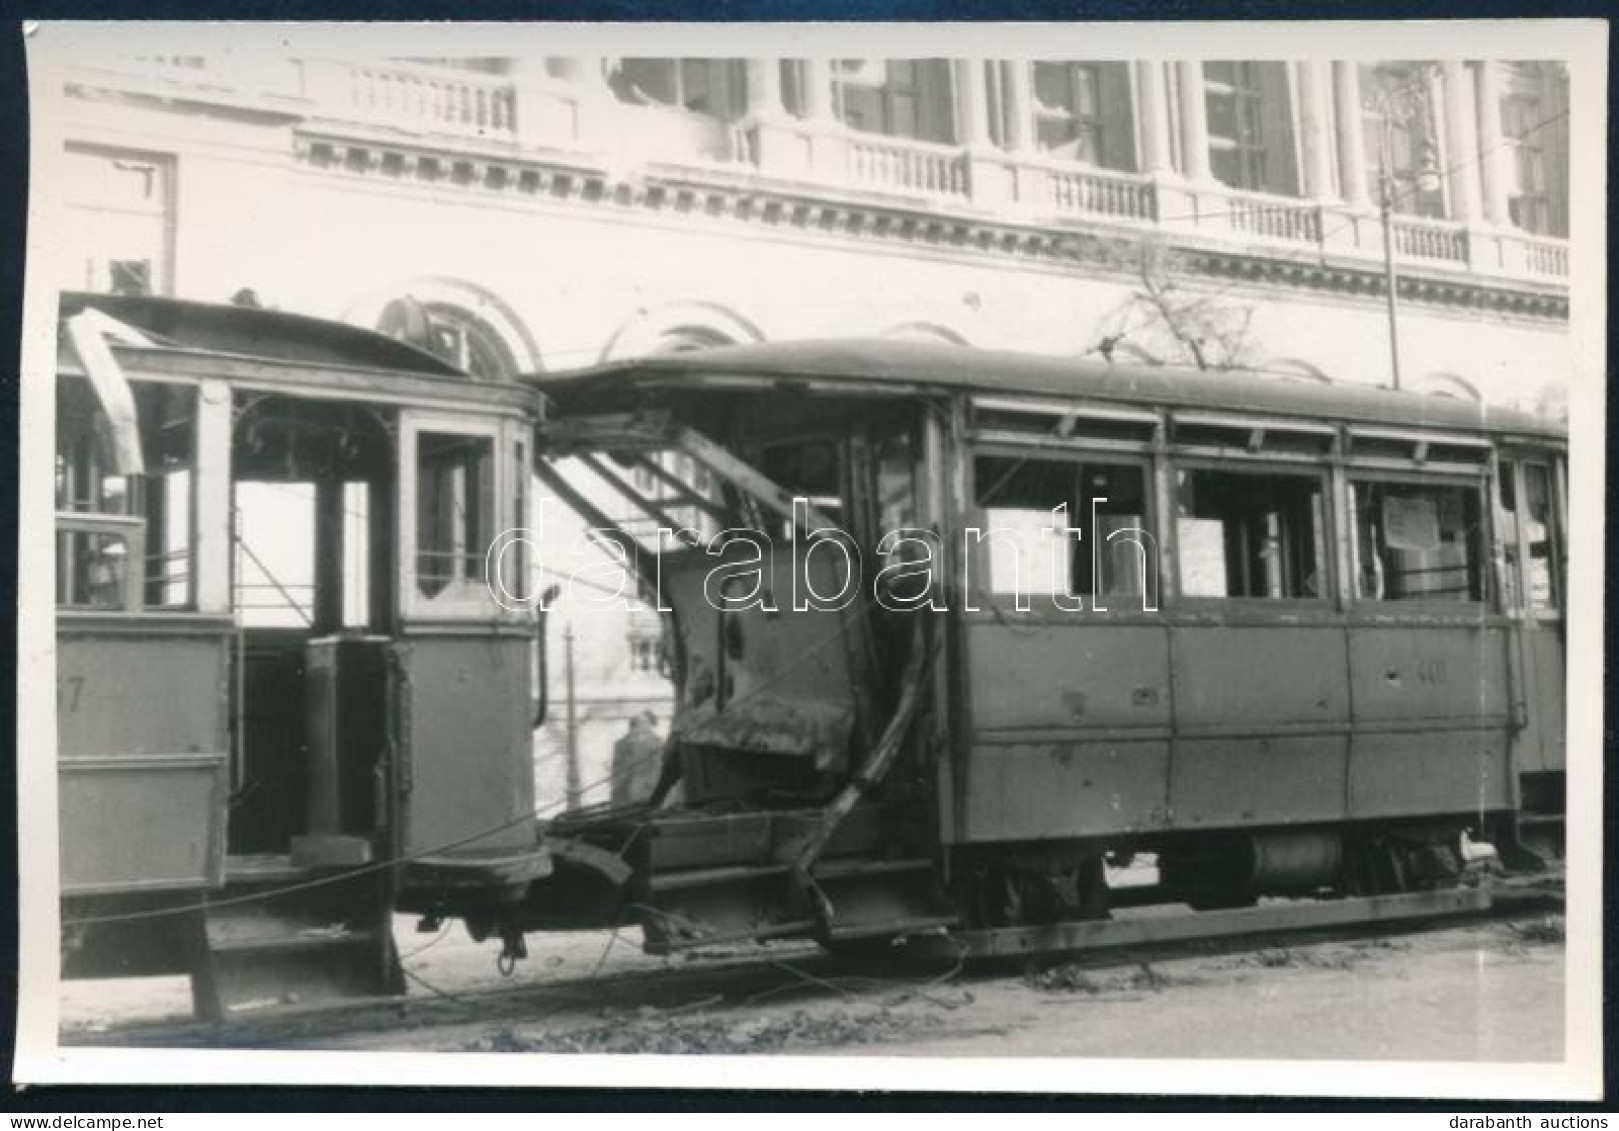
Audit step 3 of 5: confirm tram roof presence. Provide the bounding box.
[60,292,463,378]
[532,339,1563,441]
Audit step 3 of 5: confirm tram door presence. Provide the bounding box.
[392,414,536,866]
[1498,454,1566,792]
[230,396,396,861]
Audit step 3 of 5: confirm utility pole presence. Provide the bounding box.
[1378,158,1404,393]
[1370,67,1442,394]
[564,623,581,811]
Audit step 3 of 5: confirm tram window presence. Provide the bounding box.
[56,528,135,608]
[1522,464,1560,612]
[1175,468,1324,600]
[55,376,196,610]
[874,429,917,536]
[973,456,1149,601]
[1073,463,1150,599]
[975,456,1072,597]
[235,482,315,627]
[756,438,845,538]
[416,431,494,599]
[132,381,196,609]
[1349,480,1484,603]
[341,481,372,628]
[1495,466,1522,610]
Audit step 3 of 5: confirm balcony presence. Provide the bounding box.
[69,55,1570,291]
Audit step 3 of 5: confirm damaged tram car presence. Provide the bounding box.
[512,339,1565,958]
[52,294,1564,1014]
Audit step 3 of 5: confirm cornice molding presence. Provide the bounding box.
[282,127,1562,325]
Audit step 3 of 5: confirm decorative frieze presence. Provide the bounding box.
[293,129,1568,321]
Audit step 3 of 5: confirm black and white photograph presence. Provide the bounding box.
[11,19,1606,1099]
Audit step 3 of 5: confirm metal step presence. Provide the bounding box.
[189,861,402,1021]
[205,927,380,956]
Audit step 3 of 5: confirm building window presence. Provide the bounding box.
[1503,92,1551,234]
[609,58,747,119]
[833,60,955,144]
[1204,62,1299,196]
[416,432,494,600]
[1359,64,1446,219]
[63,145,173,295]
[1176,468,1325,600]
[1031,63,1105,162]
[628,631,664,674]
[1349,479,1483,603]
[1204,62,1268,191]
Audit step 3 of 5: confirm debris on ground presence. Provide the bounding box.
[1121,962,1175,992]
[1024,960,1183,996]
[1024,963,1100,994]
[1509,915,1565,945]
[1235,946,1364,972]
[461,1006,917,1055]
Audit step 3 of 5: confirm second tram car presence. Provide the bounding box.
[512,339,1566,952]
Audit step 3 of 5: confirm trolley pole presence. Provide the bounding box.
[564,623,581,811]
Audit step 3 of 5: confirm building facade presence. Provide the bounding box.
[47,48,1574,804]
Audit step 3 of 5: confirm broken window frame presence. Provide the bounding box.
[1496,456,1563,619]
[55,372,199,614]
[1346,469,1489,607]
[968,444,1157,612]
[1171,459,1332,606]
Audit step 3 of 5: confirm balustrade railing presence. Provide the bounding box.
[846,135,968,198]
[1049,167,1156,222]
[1391,215,1469,264]
[340,62,518,142]
[1521,235,1570,277]
[1224,190,1323,244]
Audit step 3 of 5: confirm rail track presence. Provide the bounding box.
[63,867,1563,1051]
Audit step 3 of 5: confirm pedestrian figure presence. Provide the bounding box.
[610,710,664,807]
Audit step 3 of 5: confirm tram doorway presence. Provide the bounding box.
[228,395,396,861]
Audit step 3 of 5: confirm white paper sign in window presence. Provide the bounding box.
[1381,494,1441,552]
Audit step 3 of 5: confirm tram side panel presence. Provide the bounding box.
[392,630,537,867]
[1167,623,1352,829]
[961,620,1172,839]
[1345,623,1513,817]
[58,619,231,979]
[57,621,231,897]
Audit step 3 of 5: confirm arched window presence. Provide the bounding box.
[601,302,763,362]
[645,325,738,354]
[880,321,972,346]
[350,278,540,381]
[378,297,517,380]
[1412,373,1483,402]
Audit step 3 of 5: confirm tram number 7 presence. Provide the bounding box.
[58,676,85,713]
[1415,659,1448,686]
